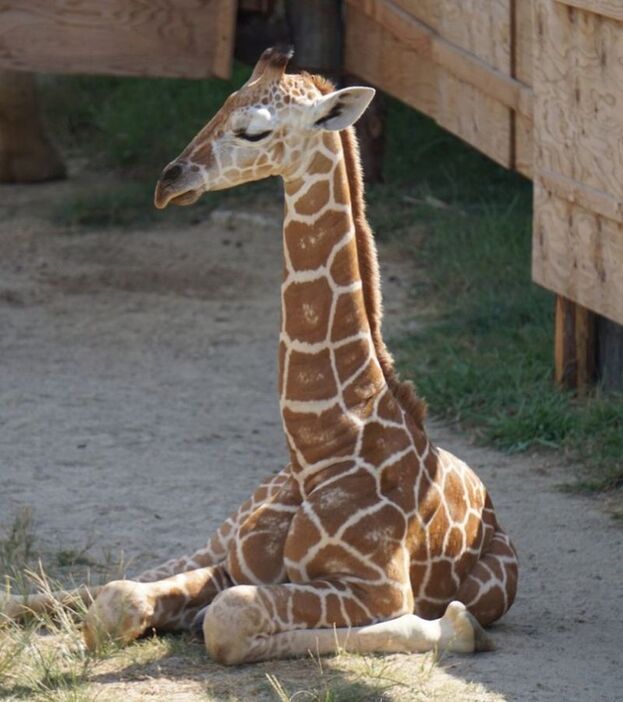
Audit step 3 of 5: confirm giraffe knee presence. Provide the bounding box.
[203,586,267,665]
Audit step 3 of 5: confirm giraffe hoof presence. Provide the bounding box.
[83,581,154,651]
[443,601,495,654]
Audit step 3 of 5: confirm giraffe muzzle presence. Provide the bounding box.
[154,163,203,209]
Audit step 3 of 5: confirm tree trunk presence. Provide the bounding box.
[0,70,65,183]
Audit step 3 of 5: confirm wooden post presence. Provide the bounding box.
[597,317,623,393]
[285,0,342,77]
[0,70,65,183]
[285,0,386,184]
[554,295,596,391]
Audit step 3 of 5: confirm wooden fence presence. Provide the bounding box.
[345,0,623,388]
[0,0,237,79]
[0,0,621,387]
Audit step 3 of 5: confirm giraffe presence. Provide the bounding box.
[2,48,518,662]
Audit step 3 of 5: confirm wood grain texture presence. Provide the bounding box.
[535,1,623,196]
[391,0,441,28]
[436,71,513,167]
[533,0,623,325]
[555,0,623,22]
[514,0,534,177]
[533,184,623,326]
[345,0,534,169]
[515,0,534,85]
[554,294,596,389]
[344,3,438,117]
[0,0,236,79]
[437,0,512,71]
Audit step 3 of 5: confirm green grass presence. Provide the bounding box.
[40,65,277,230]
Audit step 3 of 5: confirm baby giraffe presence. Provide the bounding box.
[4,48,517,663]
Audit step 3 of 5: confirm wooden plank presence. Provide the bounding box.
[514,0,534,86]
[554,295,596,389]
[345,0,534,116]
[597,316,623,391]
[515,110,534,177]
[344,3,438,118]
[433,37,533,117]
[555,0,623,22]
[514,0,533,177]
[539,169,623,225]
[391,0,441,28]
[533,184,623,326]
[0,0,236,79]
[433,0,513,169]
[436,0,512,71]
[533,0,623,326]
[436,71,513,167]
[534,0,623,196]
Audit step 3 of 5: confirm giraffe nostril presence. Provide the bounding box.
[161,164,183,183]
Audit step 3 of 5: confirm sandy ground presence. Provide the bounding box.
[0,176,621,701]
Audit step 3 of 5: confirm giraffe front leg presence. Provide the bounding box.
[83,564,230,650]
[135,468,292,582]
[202,581,490,665]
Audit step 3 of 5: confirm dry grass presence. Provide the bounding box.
[1,513,502,702]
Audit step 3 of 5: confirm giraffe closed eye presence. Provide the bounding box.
[235,129,273,142]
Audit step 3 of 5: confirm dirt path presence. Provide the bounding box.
[0,179,621,701]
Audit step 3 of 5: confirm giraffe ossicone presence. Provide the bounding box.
[4,47,517,663]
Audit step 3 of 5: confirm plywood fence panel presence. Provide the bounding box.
[344,2,437,118]
[515,0,534,178]
[515,0,534,85]
[437,0,512,70]
[533,187,623,325]
[557,0,623,22]
[435,0,513,167]
[391,0,440,28]
[533,0,623,325]
[0,0,237,79]
[345,0,533,169]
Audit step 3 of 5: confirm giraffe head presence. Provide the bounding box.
[154,47,374,209]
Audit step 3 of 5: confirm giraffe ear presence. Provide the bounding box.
[311,87,376,131]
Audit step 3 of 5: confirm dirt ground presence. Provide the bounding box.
[0,175,621,701]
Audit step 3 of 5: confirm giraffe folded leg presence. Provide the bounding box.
[457,528,518,626]
[83,564,231,650]
[1,585,101,623]
[136,467,292,582]
[202,583,492,665]
[2,469,292,625]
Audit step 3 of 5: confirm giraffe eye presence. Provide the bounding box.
[235,129,272,142]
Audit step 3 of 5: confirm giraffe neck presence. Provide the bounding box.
[279,130,389,482]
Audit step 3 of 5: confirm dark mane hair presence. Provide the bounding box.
[305,72,427,427]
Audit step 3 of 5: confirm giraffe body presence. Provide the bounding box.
[4,49,517,662]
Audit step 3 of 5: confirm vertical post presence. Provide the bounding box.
[597,317,623,393]
[0,70,65,183]
[285,0,342,78]
[554,295,596,391]
[285,0,386,184]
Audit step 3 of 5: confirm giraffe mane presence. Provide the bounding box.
[304,73,427,427]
